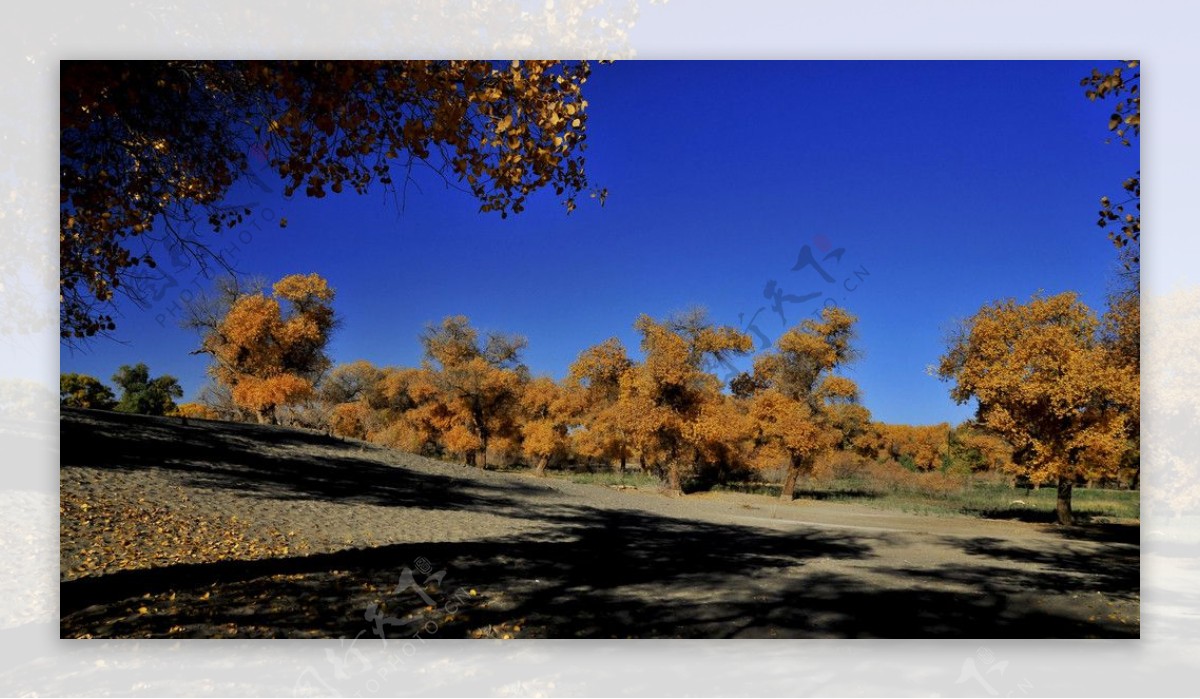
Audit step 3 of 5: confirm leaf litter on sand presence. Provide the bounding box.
[60,486,311,581]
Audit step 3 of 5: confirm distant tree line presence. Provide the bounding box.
[149,270,1139,524]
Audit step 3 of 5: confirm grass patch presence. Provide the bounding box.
[561,470,661,489]
[717,476,1139,522]
[712,481,882,501]
[957,483,1140,522]
[839,478,1136,522]
[507,459,1139,524]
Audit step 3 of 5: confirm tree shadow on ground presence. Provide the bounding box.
[61,408,553,514]
[791,488,881,501]
[62,502,1137,639]
[707,483,882,501]
[967,507,1127,526]
[61,409,1138,639]
[951,535,1138,601]
[61,502,877,638]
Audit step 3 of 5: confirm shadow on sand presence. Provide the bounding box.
[60,409,1139,639]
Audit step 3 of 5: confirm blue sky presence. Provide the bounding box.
[60,60,1138,425]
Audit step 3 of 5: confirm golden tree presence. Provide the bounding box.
[688,392,752,468]
[746,388,828,496]
[519,377,576,476]
[369,366,455,455]
[420,315,528,468]
[329,402,374,440]
[745,306,861,501]
[622,310,752,494]
[320,360,385,439]
[193,273,336,424]
[938,292,1137,524]
[61,60,605,341]
[566,337,635,471]
[875,423,951,471]
[173,402,219,421]
[949,422,1015,473]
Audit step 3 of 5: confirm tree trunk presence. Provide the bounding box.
[780,453,808,501]
[619,452,627,474]
[472,409,489,469]
[534,454,550,477]
[780,464,800,502]
[1056,476,1074,525]
[666,462,683,495]
[256,406,276,425]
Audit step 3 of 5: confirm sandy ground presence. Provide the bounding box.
[60,408,1139,639]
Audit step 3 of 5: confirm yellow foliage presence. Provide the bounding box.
[62,61,602,340]
[874,423,950,471]
[272,273,334,305]
[746,306,861,497]
[330,402,373,440]
[443,423,483,458]
[231,374,313,414]
[748,389,826,458]
[520,419,562,460]
[413,316,529,467]
[173,402,218,420]
[198,273,336,424]
[623,311,752,490]
[938,292,1137,520]
[566,339,633,465]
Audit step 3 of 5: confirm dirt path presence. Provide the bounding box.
[59,409,1139,638]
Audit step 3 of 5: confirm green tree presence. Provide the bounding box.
[59,373,117,410]
[111,363,183,416]
[60,60,605,342]
[320,360,386,405]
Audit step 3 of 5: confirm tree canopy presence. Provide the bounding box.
[111,363,183,416]
[419,315,529,468]
[566,337,635,470]
[938,292,1137,524]
[60,373,117,410]
[745,306,862,500]
[623,309,753,494]
[190,273,337,424]
[60,60,605,341]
